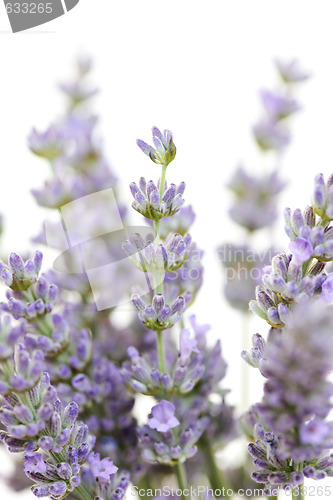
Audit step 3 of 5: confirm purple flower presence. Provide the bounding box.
[260,90,301,121]
[300,420,330,445]
[321,274,333,301]
[253,119,290,151]
[148,400,180,432]
[129,177,185,221]
[24,452,46,474]
[88,452,118,482]
[137,127,176,166]
[275,58,311,84]
[289,237,313,263]
[312,173,333,221]
[257,300,333,461]
[179,329,199,364]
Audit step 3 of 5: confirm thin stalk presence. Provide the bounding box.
[154,220,160,246]
[201,437,228,491]
[175,462,187,500]
[159,165,167,199]
[152,171,167,374]
[73,483,94,500]
[153,219,164,295]
[156,329,166,374]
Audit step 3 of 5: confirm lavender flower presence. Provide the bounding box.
[148,400,180,432]
[123,232,192,273]
[131,292,191,331]
[0,315,25,361]
[227,167,286,231]
[28,126,64,160]
[139,407,208,466]
[122,327,205,396]
[253,119,291,151]
[0,368,109,500]
[257,300,333,461]
[284,205,333,262]
[82,467,130,500]
[0,251,42,291]
[130,178,185,221]
[312,173,333,222]
[88,452,118,481]
[260,89,301,121]
[137,127,176,166]
[250,252,327,327]
[241,332,268,369]
[275,58,311,84]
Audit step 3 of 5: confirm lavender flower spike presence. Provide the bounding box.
[137,127,176,166]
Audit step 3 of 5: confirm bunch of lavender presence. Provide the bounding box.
[122,127,236,494]
[244,173,333,498]
[23,58,158,481]
[249,175,333,328]
[0,311,126,500]
[0,248,141,484]
[221,58,309,313]
[243,300,333,496]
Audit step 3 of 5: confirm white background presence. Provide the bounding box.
[1,1,333,498]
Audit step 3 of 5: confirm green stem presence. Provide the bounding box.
[319,217,329,228]
[156,329,166,373]
[153,219,164,295]
[154,220,160,246]
[201,438,227,491]
[175,462,187,500]
[73,483,94,500]
[159,165,167,199]
[152,179,166,374]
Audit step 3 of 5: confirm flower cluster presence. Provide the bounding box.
[249,252,326,327]
[250,174,333,328]
[246,171,333,496]
[131,293,191,331]
[245,302,333,492]
[0,251,43,292]
[122,327,204,396]
[123,232,192,273]
[227,167,286,232]
[138,400,209,466]
[137,127,177,167]
[0,349,120,500]
[130,178,185,221]
[253,59,307,151]
[312,173,333,221]
[222,58,309,331]
[285,205,333,262]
